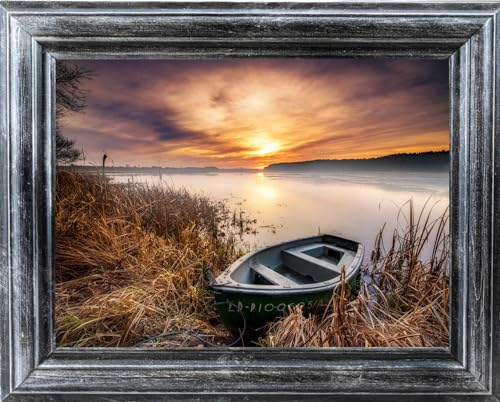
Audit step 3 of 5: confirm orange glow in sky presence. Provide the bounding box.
[60,59,449,168]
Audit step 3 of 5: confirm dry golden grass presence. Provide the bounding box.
[56,169,242,347]
[258,201,449,348]
[56,170,449,348]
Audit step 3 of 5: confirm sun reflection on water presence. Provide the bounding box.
[254,173,279,201]
[111,171,449,254]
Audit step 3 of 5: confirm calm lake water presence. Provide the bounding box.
[111,170,449,261]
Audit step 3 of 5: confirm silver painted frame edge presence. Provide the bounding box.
[0,1,498,401]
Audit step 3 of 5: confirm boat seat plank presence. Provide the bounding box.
[251,263,297,287]
[282,250,344,282]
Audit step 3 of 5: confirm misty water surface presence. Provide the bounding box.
[111,170,449,260]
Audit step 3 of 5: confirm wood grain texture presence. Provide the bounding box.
[466,19,494,387]
[3,394,499,402]
[45,44,458,60]
[2,1,500,13]
[14,14,489,40]
[449,42,469,368]
[8,17,35,391]
[32,44,56,368]
[491,8,500,400]
[0,4,10,402]
[17,348,486,394]
[0,1,499,401]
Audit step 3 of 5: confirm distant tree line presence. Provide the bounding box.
[264,150,450,172]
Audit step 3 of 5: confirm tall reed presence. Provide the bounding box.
[56,169,242,346]
[259,200,449,347]
[57,170,449,348]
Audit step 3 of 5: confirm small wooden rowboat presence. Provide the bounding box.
[206,234,364,338]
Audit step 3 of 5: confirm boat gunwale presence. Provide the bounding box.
[211,234,364,296]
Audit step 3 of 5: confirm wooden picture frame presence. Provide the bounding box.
[0,1,498,400]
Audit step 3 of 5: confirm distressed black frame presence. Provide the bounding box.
[0,1,499,400]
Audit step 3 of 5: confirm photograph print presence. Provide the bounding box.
[55,59,449,347]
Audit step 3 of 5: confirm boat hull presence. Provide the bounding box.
[208,234,364,339]
[212,275,359,338]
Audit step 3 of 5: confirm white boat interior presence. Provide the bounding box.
[229,241,357,288]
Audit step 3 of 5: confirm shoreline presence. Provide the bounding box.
[55,169,449,348]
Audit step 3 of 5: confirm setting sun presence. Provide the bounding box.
[62,59,449,169]
[247,134,282,157]
[56,57,450,350]
[252,141,281,156]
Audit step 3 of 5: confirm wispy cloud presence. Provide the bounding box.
[60,59,448,168]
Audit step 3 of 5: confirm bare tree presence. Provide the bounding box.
[56,63,94,164]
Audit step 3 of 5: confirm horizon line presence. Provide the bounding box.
[62,149,450,170]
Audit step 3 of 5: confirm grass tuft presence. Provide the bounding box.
[258,200,449,347]
[56,169,242,347]
[57,170,449,348]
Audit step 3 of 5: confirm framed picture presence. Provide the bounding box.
[54,58,450,349]
[0,1,499,400]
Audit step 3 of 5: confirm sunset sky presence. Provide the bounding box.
[60,59,449,169]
